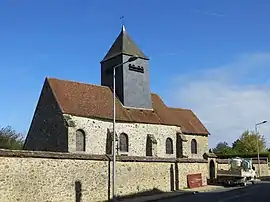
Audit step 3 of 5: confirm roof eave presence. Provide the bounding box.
[182,131,210,136]
[101,52,149,63]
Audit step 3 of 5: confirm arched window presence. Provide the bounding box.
[191,139,197,154]
[119,133,128,152]
[76,129,86,152]
[166,138,173,154]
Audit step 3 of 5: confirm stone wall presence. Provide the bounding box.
[0,149,208,202]
[67,115,208,159]
[185,134,208,159]
[178,160,208,187]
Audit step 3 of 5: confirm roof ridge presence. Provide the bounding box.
[47,77,110,89]
[44,78,65,113]
[169,107,191,111]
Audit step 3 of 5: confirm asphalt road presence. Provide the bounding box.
[156,182,270,202]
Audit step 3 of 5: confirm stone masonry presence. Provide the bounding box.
[0,150,268,202]
[66,114,209,159]
[0,149,208,202]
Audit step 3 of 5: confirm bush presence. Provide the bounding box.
[0,126,24,150]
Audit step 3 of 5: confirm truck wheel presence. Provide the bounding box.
[241,182,247,187]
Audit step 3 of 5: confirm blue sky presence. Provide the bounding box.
[1,0,270,147]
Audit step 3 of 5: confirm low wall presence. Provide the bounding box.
[0,149,208,202]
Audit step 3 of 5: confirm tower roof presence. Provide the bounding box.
[101,25,149,62]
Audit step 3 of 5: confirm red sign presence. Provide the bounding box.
[187,173,203,188]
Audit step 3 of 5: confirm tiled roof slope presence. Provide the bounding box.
[47,78,209,135]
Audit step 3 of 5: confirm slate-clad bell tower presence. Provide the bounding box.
[100,25,152,109]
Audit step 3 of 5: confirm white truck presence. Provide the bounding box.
[217,157,257,186]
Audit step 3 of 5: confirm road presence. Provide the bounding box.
[155,182,270,202]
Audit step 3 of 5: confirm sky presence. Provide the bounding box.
[1,0,270,148]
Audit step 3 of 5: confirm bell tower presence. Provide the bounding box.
[100,26,152,109]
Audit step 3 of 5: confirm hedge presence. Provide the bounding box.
[215,152,270,160]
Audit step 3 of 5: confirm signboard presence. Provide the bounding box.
[187,173,203,188]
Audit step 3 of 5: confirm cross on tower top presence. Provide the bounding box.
[120,16,124,26]
[120,16,126,31]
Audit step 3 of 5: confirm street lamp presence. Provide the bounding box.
[255,120,267,177]
[112,55,138,200]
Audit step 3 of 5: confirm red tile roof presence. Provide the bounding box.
[47,78,209,135]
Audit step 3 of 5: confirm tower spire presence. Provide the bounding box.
[100,23,152,109]
[101,21,148,62]
[120,16,125,31]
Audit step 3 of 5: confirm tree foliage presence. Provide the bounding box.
[0,126,24,150]
[212,130,267,155]
[232,130,267,153]
[213,141,235,155]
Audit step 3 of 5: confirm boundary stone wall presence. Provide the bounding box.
[0,150,268,202]
[0,149,207,202]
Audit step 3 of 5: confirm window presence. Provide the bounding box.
[76,129,86,152]
[119,133,128,152]
[166,138,173,154]
[191,139,197,154]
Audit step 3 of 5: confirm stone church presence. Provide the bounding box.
[24,26,209,159]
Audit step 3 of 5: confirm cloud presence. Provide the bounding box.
[192,9,226,17]
[168,53,270,148]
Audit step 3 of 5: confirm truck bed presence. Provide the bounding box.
[217,169,254,178]
[217,169,241,177]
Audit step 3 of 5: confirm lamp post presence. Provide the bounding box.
[112,55,138,200]
[255,120,267,177]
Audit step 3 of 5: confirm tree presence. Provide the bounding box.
[0,126,24,150]
[232,130,267,153]
[213,141,235,155]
